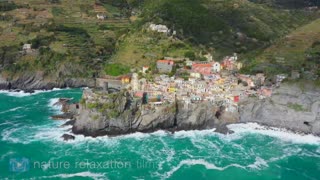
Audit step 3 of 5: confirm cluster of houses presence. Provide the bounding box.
[97,53,282,113]
[156,53,241,75]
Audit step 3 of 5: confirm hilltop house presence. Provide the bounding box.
[142,66,149,74]
[149,24,170,34]
[157,60,174,73]
[22,44,32,53]
[23,44,31,50]
[97,14,106,20]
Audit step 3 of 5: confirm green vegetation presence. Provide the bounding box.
[249,0,320,8]
[87,102,99,109]
[184,51,196,61]
[80,98,86,105]
[108,110,120,118]
[0,1,20,12]
[104,63,130,76]
[287,103,306,112]
[0,0,130,79]
[0,0,319,82]
[51,7,64,16]
[253,18,320,76]
[136,0,318,56]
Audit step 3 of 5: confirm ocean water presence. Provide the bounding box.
[0,89,320,180]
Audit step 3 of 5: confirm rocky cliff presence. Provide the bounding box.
[0,72,95,91]
[72,89,232,137]
[72,82,320,137]
[239,82,320,135]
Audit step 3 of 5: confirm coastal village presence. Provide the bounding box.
[95,52,291,113]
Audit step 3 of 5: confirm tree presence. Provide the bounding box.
[184,51,196,60]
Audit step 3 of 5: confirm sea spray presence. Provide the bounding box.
[228,123,320,145]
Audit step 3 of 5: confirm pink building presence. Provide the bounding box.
[222,58,235,70]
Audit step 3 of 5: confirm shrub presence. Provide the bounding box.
[87,103,99,109]
[184,51,196,60]
[104,63,130,76]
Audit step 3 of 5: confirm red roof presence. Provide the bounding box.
[192,63,212,68]
[157,60,174,64]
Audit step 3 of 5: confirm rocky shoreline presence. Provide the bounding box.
[0,72,95,92]
[68,82,320,139]
[2,77,319,140]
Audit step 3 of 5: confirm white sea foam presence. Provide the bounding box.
[117,132,151,140]
[163,159,245,179]
[0,88,65,97]
[247,157,269,170]
[0,121,16,127]
[173,129,216,139]
[0,107,23,115]
[163,157,274,179]
[150,130,169,137]
[1,127,20,143]
[0,151,15,161]
[227,123,320,145]
[48,98,63,113]
[34,127,67,142]
[39,171,106,180]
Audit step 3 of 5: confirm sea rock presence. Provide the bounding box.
[61,120,76,127]
[61,134,75,141]
[51,113,74,120]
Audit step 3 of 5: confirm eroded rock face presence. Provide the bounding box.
[239,83,320,135]
[72,82,320,137]
[0,72,94,91]
[72,89,221,137]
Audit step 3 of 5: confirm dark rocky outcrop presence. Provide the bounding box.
[0,72,95,91]
[61,134,75,141]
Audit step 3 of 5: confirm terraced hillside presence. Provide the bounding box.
[0,0,130,78]
[0,0,319,80]
[250,18,320,75]
[111,0,319,67]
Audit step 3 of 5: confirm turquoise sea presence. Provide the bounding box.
[0,89,320,180]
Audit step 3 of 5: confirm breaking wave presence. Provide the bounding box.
[227,123,320,145]
[0,88,65,97]
[48,98,63,113]
[39,171,107,180]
